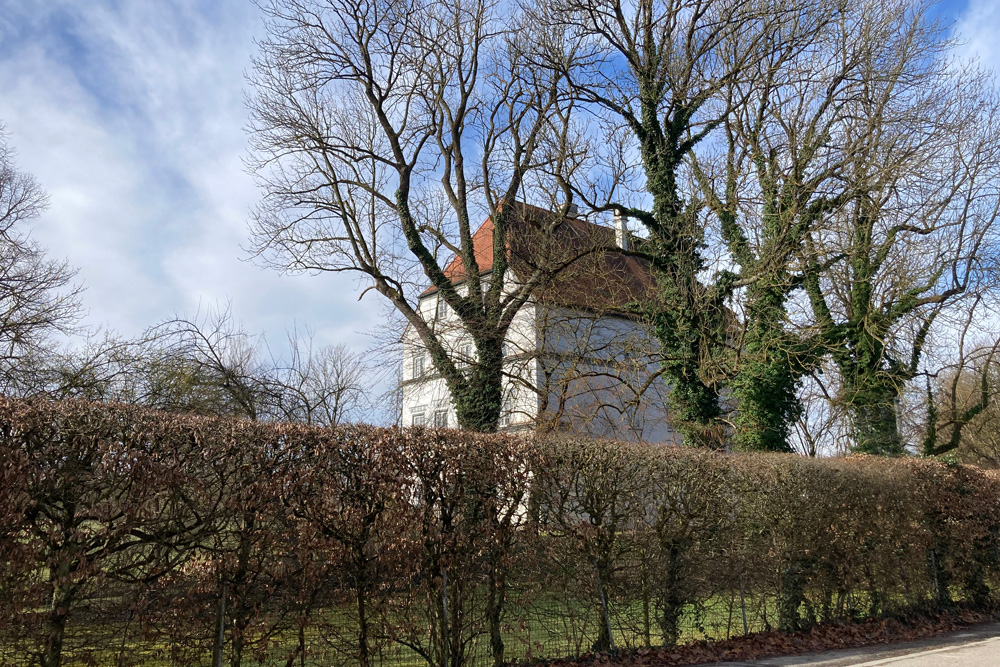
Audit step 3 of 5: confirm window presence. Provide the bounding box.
[499,389,518,428]
[413,352,425,378]
[434,410,448,428]
[411,412,426,427]
[436,297,448,320]
[458,343,473,369]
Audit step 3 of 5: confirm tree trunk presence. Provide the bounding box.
[658,339,723,448]
[591,557,615,653]
[229,530,254,667]
[732,282,800,453]
[486,552,506,667]
[356,577,371,667]
[213,580,227,667]
[41,568,73,667]
[41,558,79,667]
[230,604,246,667]
[645,190,723,447]
[778,560,807,632]
[846,385,903,456]
[452,338,504,432]
[655,539,687,647]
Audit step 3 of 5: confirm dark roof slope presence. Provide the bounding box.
[422,202,655,313]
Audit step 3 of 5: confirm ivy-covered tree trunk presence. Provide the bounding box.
[640,137,723,448]
[803,212,916,458]
[654,538,689,647]
[732,282,800,453]
[809,313,907,457]
[446,336,504,432]
[716,157,831,453]
[697,117,842,453]
[830,258,907,457]
[844,384,903,456]
[654,303,723,447]
[833,239,905,456]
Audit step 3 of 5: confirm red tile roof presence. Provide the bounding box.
[421,202,655,313]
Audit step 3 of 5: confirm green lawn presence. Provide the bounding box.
[4,584,934,667]
[2,591,782,667]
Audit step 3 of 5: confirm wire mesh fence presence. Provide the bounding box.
[1,567,954,667]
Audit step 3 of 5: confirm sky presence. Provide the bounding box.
[0,0,997,364]
[0,0,385,358]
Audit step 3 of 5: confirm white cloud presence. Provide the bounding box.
[953,0,1000,73]
[0,0,384,357]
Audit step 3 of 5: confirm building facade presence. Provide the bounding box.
[401,206,679,443]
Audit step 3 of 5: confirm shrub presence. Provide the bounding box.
[0,397,998,667]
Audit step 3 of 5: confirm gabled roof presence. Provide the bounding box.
[421,201,655,313]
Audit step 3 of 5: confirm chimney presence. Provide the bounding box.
[613,208,630,251]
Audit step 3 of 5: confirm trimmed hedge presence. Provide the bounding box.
[0,397,998,667]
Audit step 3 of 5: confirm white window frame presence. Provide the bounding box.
[434,409,448,428]
[500,389,517,427]
[411,412,426,427]
[436,297,448,320]
[413,352,425,378]
[458,343,473,369]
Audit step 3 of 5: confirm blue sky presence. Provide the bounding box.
[0,0,386,357]
[0,0,996,362]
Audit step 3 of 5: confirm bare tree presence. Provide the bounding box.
[145,309,271,420]
[524,0,840,447]
[19,308,371,427]
[0,125,81,391]
[931,357,1000,468]
[269,332,368,426]
[798,7,1000,455]
[688,0,872,452]
[246,0,590,431]
[920,306,1000,460]
[9,332,146,402]
[145,308,370,424]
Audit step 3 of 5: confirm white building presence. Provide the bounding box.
[401,203,679,443]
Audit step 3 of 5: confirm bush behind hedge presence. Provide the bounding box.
[1,397,998,667]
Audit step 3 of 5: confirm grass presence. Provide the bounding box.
[5,583,948,667]
[1,591,786,667]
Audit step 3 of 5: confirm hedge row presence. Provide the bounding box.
[1,397,998,667]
